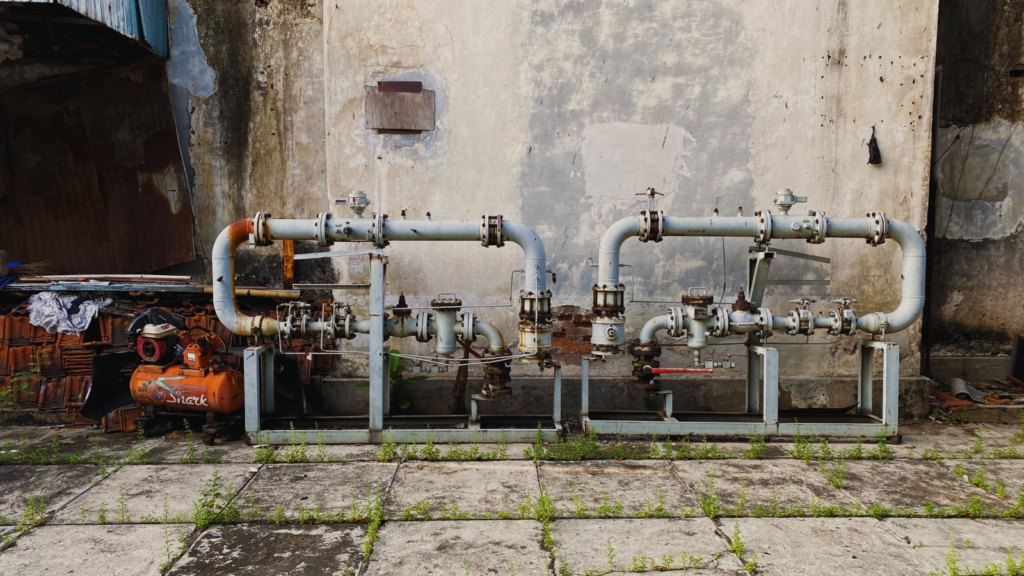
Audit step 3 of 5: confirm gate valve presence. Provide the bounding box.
[789,298,816,310]
[827,297,858,336]
[830,297,857,310]
[786,299,815,336]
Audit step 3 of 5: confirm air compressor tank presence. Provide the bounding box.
[130,363,243,413]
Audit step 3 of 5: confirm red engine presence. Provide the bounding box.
[136,323,178,363]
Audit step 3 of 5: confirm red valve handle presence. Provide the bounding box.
[643,366,714,374]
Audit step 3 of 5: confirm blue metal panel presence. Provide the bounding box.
[138,0,167,58]
[2,0,166,58]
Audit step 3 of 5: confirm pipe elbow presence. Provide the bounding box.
[473,320,506,353]
[597,217,642,287]
[502,220,548,294]
[212,218,280,337]
[639,315,671,344]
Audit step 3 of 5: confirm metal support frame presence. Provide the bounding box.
[244,248,561,444]
[580,338,897,437]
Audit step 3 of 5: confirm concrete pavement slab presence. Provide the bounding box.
[538,460,694,518]
[939,459,1024,502]
[0,465,98,522]
[898,424,981,458]
[551,518,744,574]
[731,517,934,575]
[671,459,859,514]
[242,462,396,519]
[388,461,539,518]
[883,518,1024,573]
[167,523,365,575]
[53,464,254,524]
[364,520,549,576]
[841,460,1007,514]
[0,523,192,576]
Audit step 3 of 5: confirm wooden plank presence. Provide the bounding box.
[364,86,435,131]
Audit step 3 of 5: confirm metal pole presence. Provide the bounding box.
[553,363,562,424]
[581,357,590,418]
[369,252,386,439]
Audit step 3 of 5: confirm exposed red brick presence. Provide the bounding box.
[551,338,572,348]
[552,330,567,338]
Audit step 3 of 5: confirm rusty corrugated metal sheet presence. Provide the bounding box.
[0,59,195,274]
[9,0,167,57]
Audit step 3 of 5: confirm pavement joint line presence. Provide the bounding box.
[874,516,938,567]
[161,463,265,575]
[0,462,113,554]
[355,458,403,576]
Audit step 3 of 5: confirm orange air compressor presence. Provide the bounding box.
[126,309,243,414]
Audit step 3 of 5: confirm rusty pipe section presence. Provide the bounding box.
[212,219,282,337]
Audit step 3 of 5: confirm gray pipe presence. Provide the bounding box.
[596,213,924,335]
[214,214,548,337]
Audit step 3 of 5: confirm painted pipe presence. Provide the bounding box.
[469,320,506,354]
[597,214,924,335]
[215,214,548,337]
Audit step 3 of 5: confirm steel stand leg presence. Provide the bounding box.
[553,363,562,425]
[859,340,899,435]
[745,334,760,413]
[369,253,387,441]
[244,344,273,443]
[752,345,778,432]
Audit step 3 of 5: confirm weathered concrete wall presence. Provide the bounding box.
[174,0,939,380]
[929,0,1024,361]
[177,0,328,276]
[321,0,937,380]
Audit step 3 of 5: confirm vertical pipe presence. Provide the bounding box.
[282,240,294,290]
[369,254,386,436]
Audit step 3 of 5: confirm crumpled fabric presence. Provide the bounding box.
[28,292,112,335]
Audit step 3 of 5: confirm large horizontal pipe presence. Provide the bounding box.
[214,214,547,337]
[597,213,924,335]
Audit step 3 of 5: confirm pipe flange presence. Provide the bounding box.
[754,210,772,244]
[480,215,505,247]
[251,212,272,246]
[787,308,814,336]
[343,314,356,340]
[667,307,686,337]
[591,284,626,316]
[416,311,432,342]
[829,308,857,336]
[807,210,827,244]
[711,306,730,337]
[315,212,334,247]
[867,211,888,246]
[372,213,389,247]
[756,307,773,338]
[461,312,476,343]
[639,210,665,243]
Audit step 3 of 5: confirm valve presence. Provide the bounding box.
[772,189,807,215]
[344,191,370,219]
[786,299,815,336]
[827,297,858,336]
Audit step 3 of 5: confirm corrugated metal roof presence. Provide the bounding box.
[7,0,166,57]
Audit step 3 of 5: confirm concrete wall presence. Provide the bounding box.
[173,0,939,381]
[929,0,1024,366]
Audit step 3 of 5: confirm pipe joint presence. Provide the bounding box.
[480,215,505,247]
[251,212,273,246]
[754,209,772,244]
[315,213,334,247]
[807,210,827,244]
[640,209,665,243]
[867,211,888,246]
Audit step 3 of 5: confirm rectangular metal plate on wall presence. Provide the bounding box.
[364,82,435,132]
